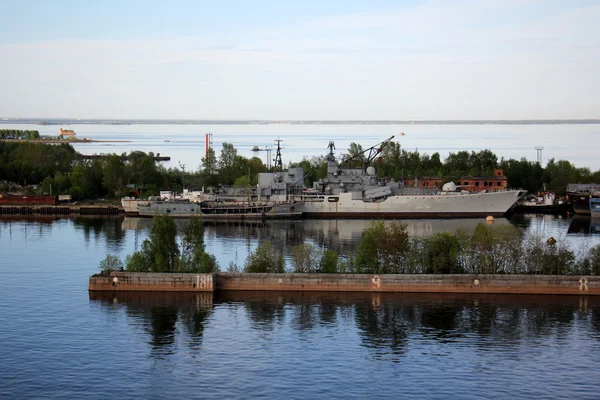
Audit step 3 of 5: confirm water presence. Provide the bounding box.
[1,214,600,398]
[6,123,600,170]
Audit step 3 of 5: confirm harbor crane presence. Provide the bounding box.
[340,135,396,169]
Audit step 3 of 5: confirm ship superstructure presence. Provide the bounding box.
[257,136,525,218]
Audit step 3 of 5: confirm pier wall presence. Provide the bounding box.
[89,272,214,292]
[89,272,600,295]
[0,205,121,215]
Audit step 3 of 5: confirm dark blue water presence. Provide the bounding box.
[2,215,600,399]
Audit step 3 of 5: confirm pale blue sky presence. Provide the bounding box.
[1,0,599,120]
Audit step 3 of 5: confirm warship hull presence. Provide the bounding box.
[297,190,524,218]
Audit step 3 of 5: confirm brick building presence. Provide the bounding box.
[59,128,76,137]
[400,169,508,192]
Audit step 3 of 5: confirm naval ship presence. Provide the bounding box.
[256,136,525,218]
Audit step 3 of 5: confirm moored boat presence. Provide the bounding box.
[513,192,572,214]
[137,199,301,220]
[121,197,148,215]
[567,183,600,215]
[590,197,600,218]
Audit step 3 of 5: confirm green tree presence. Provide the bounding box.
[355,221,411,274]
[98,254,124,275]
[127,215,180,273]
[244,242,284,273]
[344,142,366,167]
[290,243,317,273]
[179,217,218,273]
[422,232,461,274]
[218,142,240,184]
[319,249,339,273]
[101,155,125,197]
[201,147,219,186]
[590,245,600,275]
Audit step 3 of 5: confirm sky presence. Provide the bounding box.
[0,0,599,120]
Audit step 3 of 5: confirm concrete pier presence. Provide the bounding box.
[0,205,121,215]
[89,272,600,295]
[90,272,214,292]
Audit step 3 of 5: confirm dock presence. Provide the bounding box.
[0,205,122,216]
[76,154,171,162]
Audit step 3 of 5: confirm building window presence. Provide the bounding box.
[497,182,501,186]
[475,182,479,186]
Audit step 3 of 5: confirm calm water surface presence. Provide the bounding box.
[1,215,600,399]
[7,123,600,170]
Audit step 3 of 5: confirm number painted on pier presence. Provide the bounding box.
[195,275,213,289]
[579,277,588,291]
[371,275,381,290]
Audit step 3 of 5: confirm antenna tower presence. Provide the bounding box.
[273,138,283,171]
[205,133,214,158]
[535,146,544,165]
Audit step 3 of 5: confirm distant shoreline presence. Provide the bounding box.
[0,139,131,144]
[1,119,600,126]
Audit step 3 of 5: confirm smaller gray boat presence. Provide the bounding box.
[137,199,301,220]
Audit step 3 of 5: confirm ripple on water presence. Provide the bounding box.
[2,219,600,399]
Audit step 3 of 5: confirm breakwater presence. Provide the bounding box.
[89,272,600,295]
[0,205,121,215]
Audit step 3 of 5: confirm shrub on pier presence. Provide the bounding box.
[355,221,410,274]
[422,232,462,274]
[319,250,339,273]
[97,254,124,276]
[290,243,318,273]
[124,216,218,273]
[244,242,284,273]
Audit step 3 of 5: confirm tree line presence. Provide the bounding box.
[290,143,600,195]
[235,221,600,275]
[2,140,600,198]
[98,215,217,274]
[100,216,600,276]
[0,129,41,140]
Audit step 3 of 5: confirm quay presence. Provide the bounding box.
[89,272,600,296]
[0,205,121,216]
[76,154,170,162]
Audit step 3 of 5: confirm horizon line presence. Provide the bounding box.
[2,118,600,125]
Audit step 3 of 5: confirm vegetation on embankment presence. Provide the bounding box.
[99,216,600,277]
[4,140,600,201]
[98,215,218,276]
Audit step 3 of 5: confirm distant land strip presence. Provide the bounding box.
[0,139,131,144]
[1,119,600,125]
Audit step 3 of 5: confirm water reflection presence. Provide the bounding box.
[90,292,214,352]
[217,292,600,358]
[568,216,600,235]
[73,217,126,252]
[0,216,56,239]
[123,216,512,254]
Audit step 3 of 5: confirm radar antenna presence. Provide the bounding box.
[327,141,336,161]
